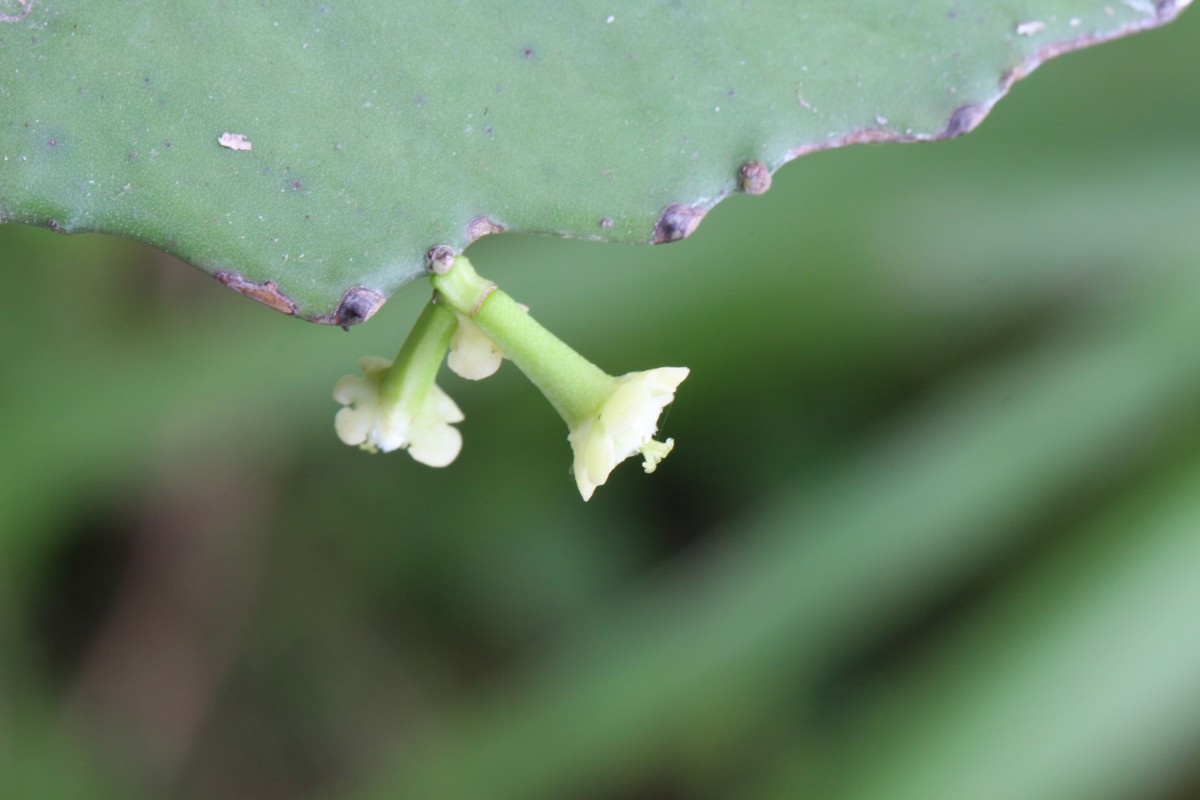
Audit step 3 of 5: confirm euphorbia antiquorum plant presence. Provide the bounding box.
[0,0,1190,498]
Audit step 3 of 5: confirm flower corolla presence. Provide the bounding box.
[333,356,464,467]
[447,313,506,380]
[568,367,689,501]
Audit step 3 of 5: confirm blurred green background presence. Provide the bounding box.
[3,13,1199,800]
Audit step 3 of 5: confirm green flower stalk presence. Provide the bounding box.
[432,256,688,500]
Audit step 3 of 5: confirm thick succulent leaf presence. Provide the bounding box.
[0,0,1189,323]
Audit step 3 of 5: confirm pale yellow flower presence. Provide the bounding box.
[447,313,506,380]
[568,367,689,500]
[333,356,464,467]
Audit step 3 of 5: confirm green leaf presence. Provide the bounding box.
[0,1,1188,322]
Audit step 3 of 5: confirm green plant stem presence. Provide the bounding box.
[379,297,457,408]
[433,257,613,425]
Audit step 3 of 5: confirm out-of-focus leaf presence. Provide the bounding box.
[350,268,1200,799]
[752,453,1200,800]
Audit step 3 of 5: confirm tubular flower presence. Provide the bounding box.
[568,367,689,501]
[333,356,464,466]
[430,255,692,500]
[332,300,463,466]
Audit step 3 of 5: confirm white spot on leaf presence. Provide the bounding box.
[1016,20,1045,36]
[218,132,253,151]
